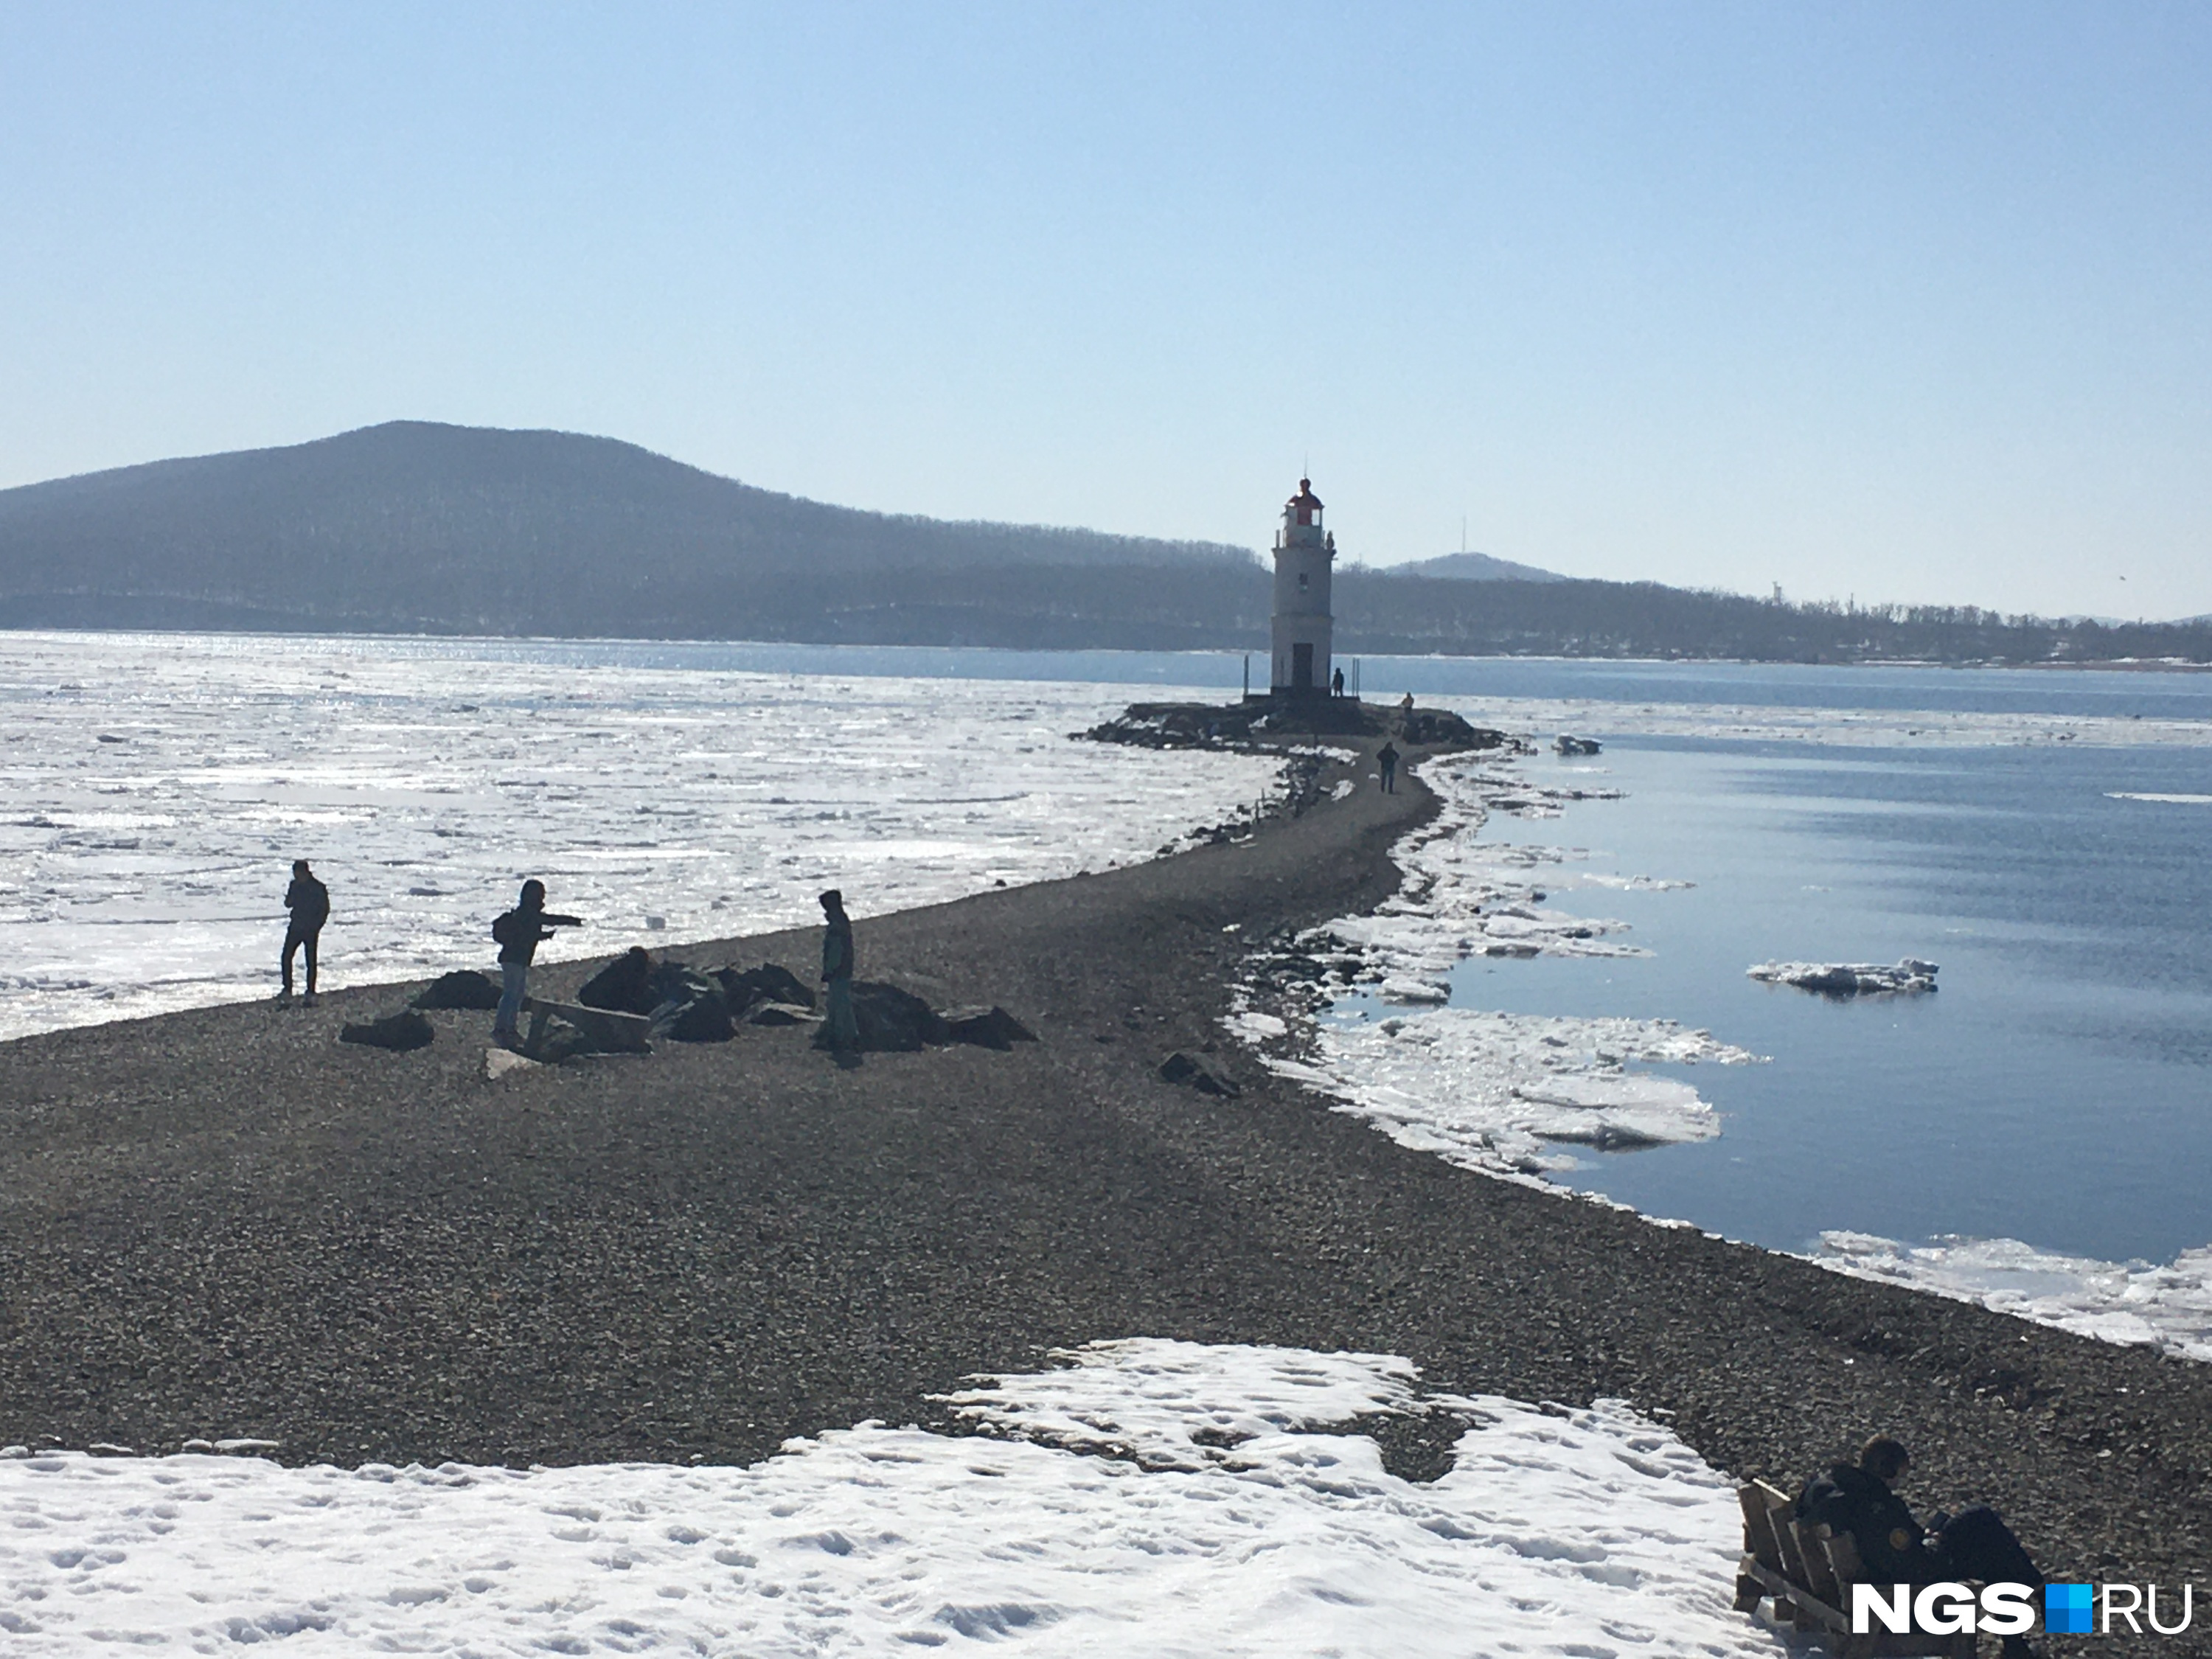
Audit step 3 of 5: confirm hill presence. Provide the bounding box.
[3,421,2207,664]
[0,422,1261,642]
[1374,550,1566,582]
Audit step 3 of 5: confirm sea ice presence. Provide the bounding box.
[0,633,1279,1042]
[0,1339,1785,1658]
[1270,1009,1756,1177]
[1230,753,1751,1178]
[1814,1233,2212,1364]
[1747,959,1939,996]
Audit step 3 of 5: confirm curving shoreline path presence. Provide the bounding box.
[2,735,2208,1632]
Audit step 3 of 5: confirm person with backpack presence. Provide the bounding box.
[492,879,583,1046]
[279,860,330,1005]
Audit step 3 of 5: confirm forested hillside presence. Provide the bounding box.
[4,422,2205,664]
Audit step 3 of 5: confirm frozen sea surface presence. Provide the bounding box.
[0,1339,1784,1659]
[0,633,1278,1042]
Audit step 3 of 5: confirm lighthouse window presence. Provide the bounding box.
[1298,572,1309,591]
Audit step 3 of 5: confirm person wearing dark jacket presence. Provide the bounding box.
[1798,1437,2042,1658]
[1377,742,1399,794]
[818,888,859,1058]
[279,860,330,1004]
[492,879,582,1045]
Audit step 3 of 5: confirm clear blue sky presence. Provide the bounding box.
[5,4,2208,617]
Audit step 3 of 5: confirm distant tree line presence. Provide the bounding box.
[4,421,2205,666]
[1331,575,2212,666]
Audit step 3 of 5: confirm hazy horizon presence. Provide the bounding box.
[5,4,2208,616]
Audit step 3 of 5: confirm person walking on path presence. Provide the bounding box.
[1377,742,1399,795]
[1796,1436,2043,1659]
[491,879,583,1046]
[819,888,860,1060]
[279,860,330,1005]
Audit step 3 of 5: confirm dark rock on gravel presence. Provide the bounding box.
[821,980,950,1051]
[411,970,502,1011]
[579,947,658,1015]
[745,1000,817,1026]
[942,1006,1037,1051]
[1158,1051,1240,1096]
[653,992,736,1044]
[336,1009,435,1051]
[715,963,815,1012]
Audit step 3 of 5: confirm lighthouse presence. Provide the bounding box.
[1269,477,1335,697]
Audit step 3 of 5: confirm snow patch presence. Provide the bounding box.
[0,1340,1784,1658]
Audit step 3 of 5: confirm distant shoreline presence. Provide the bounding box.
[8,621,2212,675]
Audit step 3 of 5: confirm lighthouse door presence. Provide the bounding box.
[1291,642,1314,689]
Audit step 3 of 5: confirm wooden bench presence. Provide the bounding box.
[519,997,652,1059]
[1736,1481,1975,1657]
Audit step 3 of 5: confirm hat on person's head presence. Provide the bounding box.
[293,859,310,875]
[819,889,844,910]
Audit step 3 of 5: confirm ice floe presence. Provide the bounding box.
[0,633,1279,1042]
[1815,1234,2212,1364]
[2106,791,2212,804]
[1271,1009,1756,1176]
[1747,959,1939,996]
[1228,753,1753,1178]
[0,1339,1784,1658]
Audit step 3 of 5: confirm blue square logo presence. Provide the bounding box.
[2046,1583,2094,1635]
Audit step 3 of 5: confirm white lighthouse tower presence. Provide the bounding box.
[1269,477,1335,697]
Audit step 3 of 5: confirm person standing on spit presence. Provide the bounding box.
[819,888,860,1057]
[1377,742,1399,795]
[279,860,330,1005]
[492,879,583,1046]
[1331,665,1345,698]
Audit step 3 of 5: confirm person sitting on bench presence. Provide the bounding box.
[1798,1436,2042,1658]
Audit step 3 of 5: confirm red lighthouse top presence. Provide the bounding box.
[1286,478,1324,526]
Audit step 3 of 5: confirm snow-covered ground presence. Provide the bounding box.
[0,633,1277,1041]
[0,1339,1785,1658]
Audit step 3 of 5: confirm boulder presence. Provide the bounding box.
[652,991,736,1043]
[714,962,815,1013]
[1158,1051,1239,1096]
[484,1046,540,1080]
[940,1005,1037,1051]
[340,1009,435,1052]
[578,947,658,1015]
[815,981,951,1052]
[647,961,718,1007]
[747,1001,819,1027]
[411,969,504,1011]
